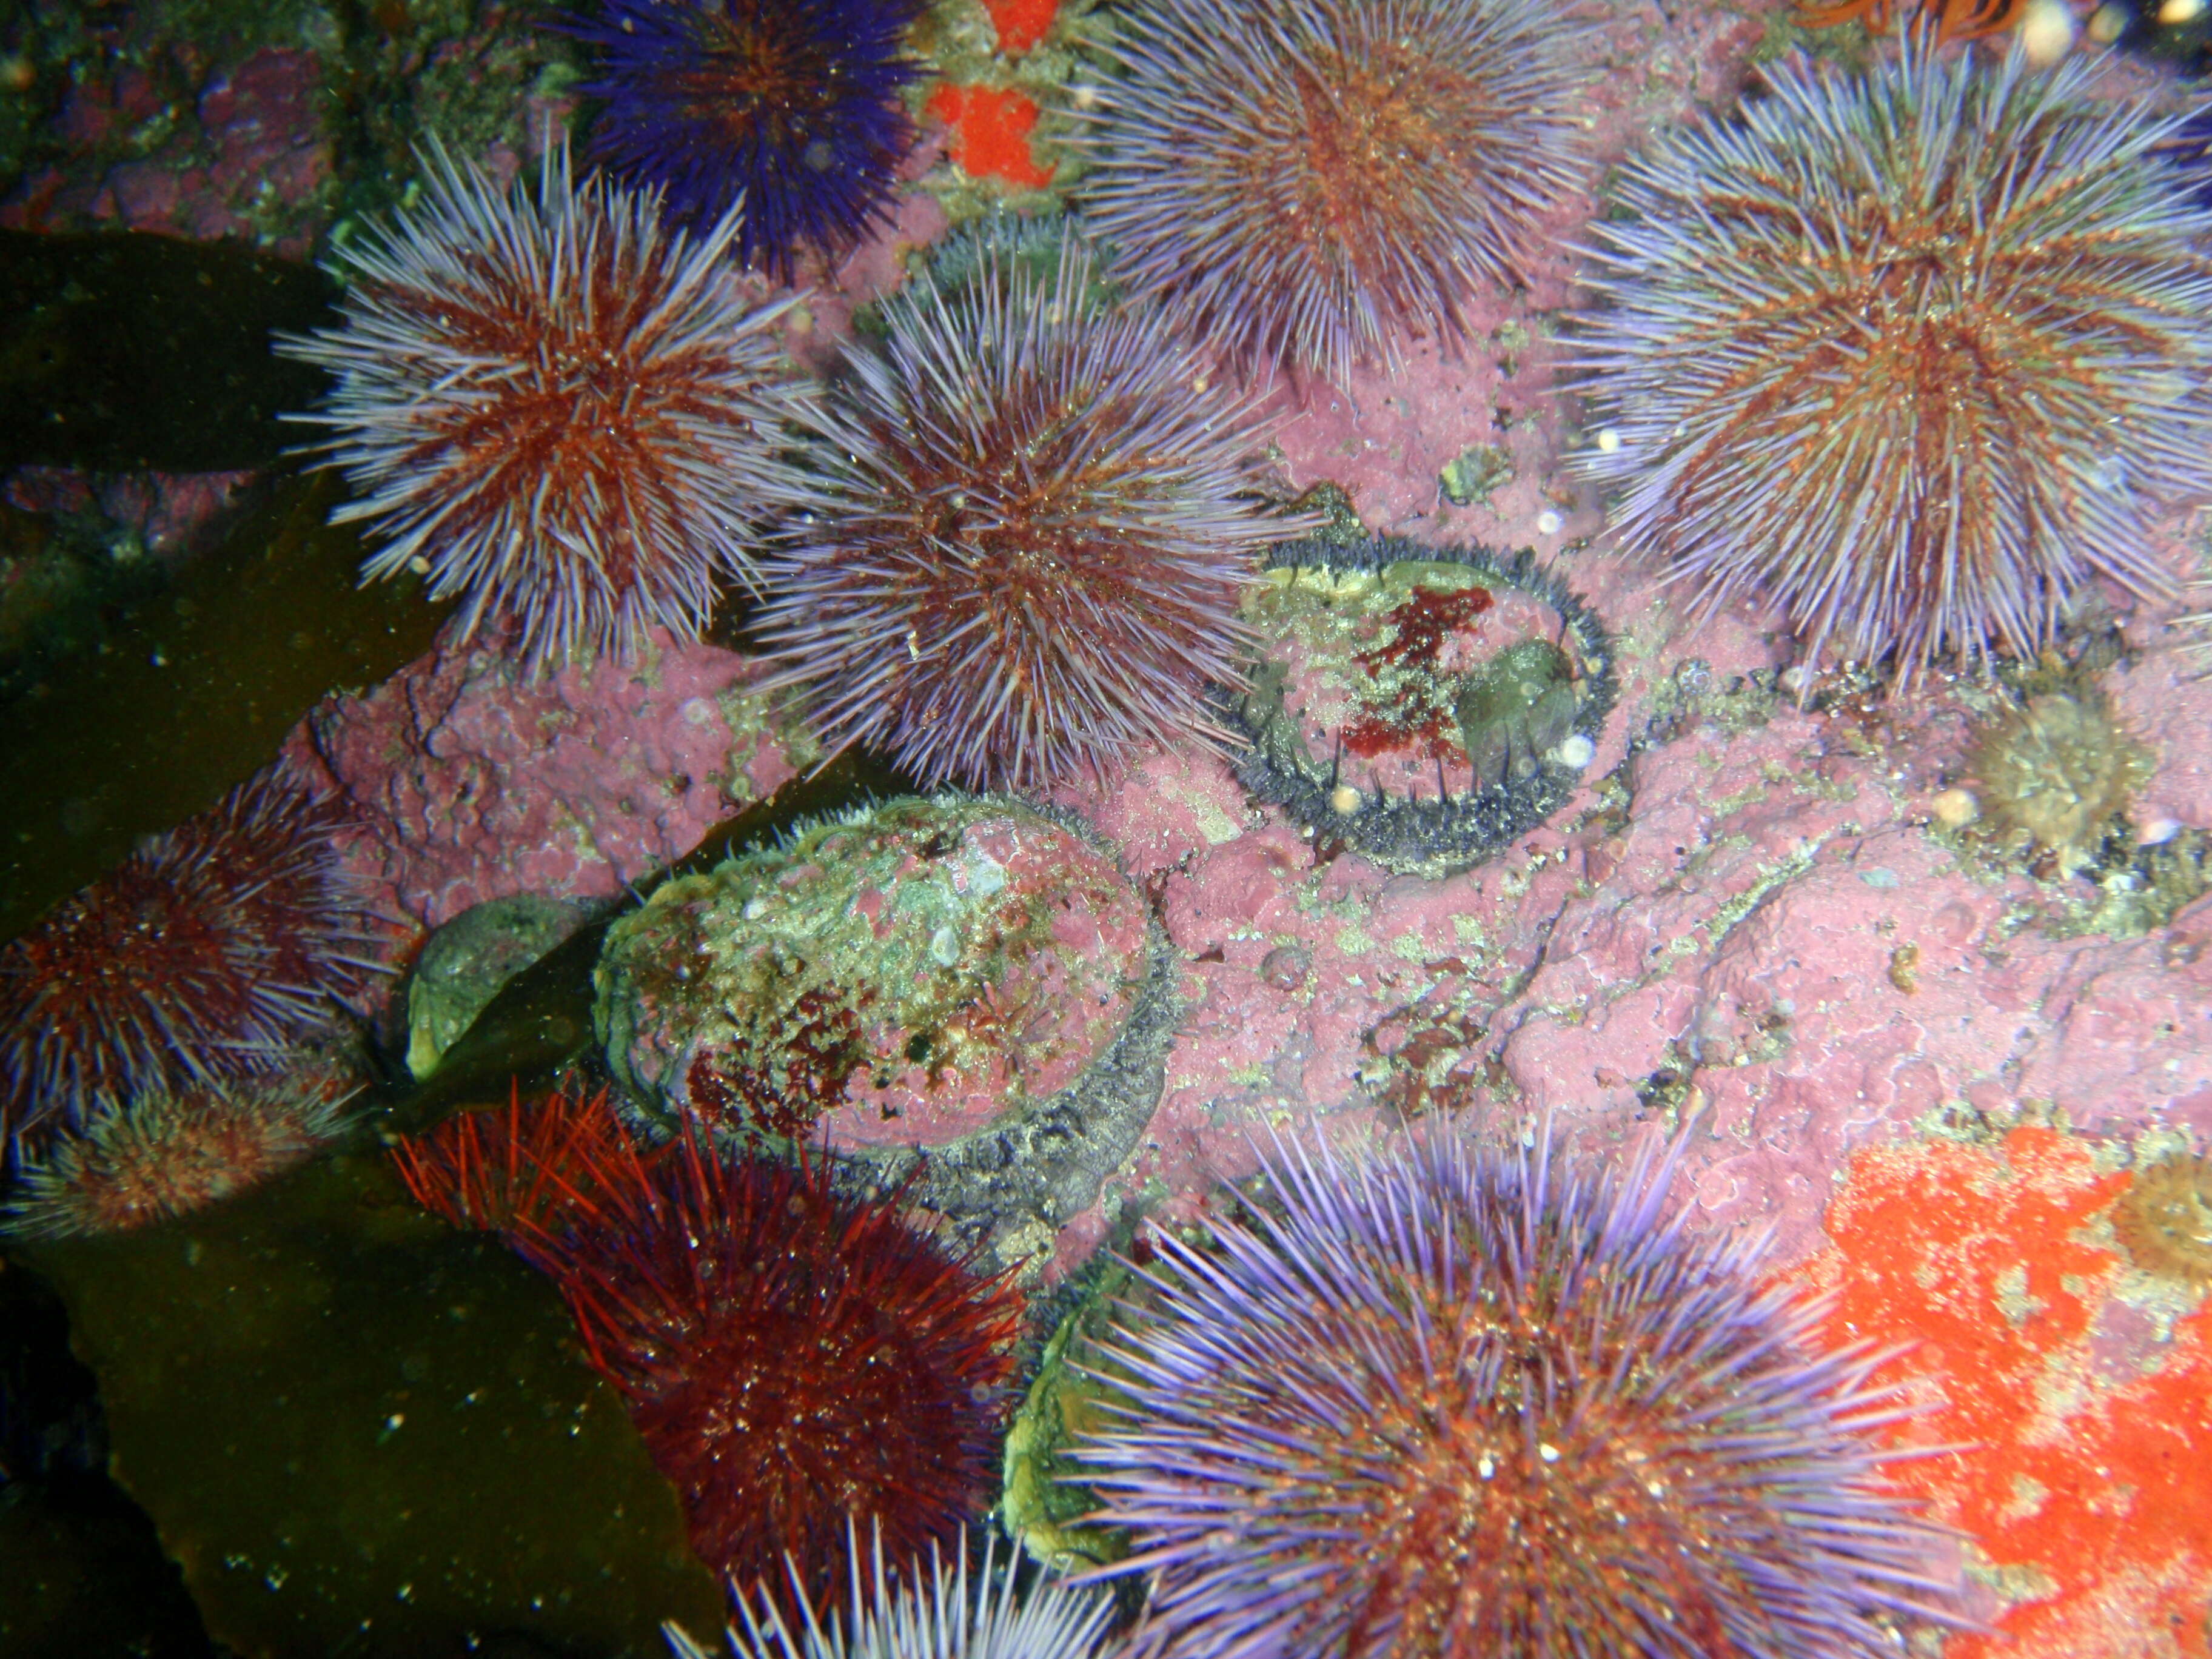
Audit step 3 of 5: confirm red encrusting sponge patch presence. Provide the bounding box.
[1801,1127,2212,1658]
[925,84,1053,187]
[984,0,1056,54]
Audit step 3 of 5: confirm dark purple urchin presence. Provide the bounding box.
[0,769,383,1157]
[1073,0,1587,387]
[752,232,1299,791]
[1074,1125,1959,1658]
[276,141,820,676]
[1574,44,2212,686]
[556,0,925,281]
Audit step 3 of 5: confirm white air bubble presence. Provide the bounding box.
[1535,509,1562,535]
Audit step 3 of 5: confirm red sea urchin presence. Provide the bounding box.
[0,768,381,1155]
[1073,0,1588,387]
[1074,1125,1958,1658]
[754,233,1296,790]
[276,142,820,675]
[558,0,925,281]
[1575,45,2212,685]
[500,1125,1021,1619]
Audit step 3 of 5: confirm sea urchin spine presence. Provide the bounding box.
[669,1521,1117,1659]
[277,140,820,675]
[1075,1124,1959,1658]
[1076,0,1588,386]
[1575,44,2212,683]
[755,231,1299,791]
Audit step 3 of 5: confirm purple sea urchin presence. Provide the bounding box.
[1075,1125,1956,1657]
[558,0,925,280]
[0,769,381,1155]
[668,1525,1116,1659]
[1575,45,2212,684]
[276,142,819,675]
[754,233,1295,790]
[1074,0,1587,386]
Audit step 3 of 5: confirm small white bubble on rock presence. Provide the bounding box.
[1555,734,1595,769]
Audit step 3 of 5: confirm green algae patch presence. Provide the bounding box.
[12,1151,723,1658]
[1000,1258,1137,1572]
[0,230,336,472]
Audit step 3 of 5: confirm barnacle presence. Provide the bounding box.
[1230,531,1615,876]
[2113,1150,2212,1285]
[1964,680,2153,877]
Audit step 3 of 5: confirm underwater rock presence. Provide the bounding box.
[404,894,603,1081]
[1231,532,1615,876]
[594,795,1175,1232]
[10,1151,723,1657]
[293,631,818,931]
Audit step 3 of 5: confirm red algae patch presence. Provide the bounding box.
[1801,1126,2212,1658]
[595,796,1150,1151]
[984,0,1057,54]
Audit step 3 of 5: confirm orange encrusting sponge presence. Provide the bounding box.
[1802,1127,2212,1658]
[985,0,1056,54]
[924,83,1053,187]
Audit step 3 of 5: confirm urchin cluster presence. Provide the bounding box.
[1575,44,2212,683]
[0,768,380,1156]
[505,1129,1021,1622]
[753,232,1295,791]
[558,0,924,280]
[277,141,819,676]
[1074,0,1587,386]
[1074,1125,1955,1658]
[668,1524,1116,1659]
